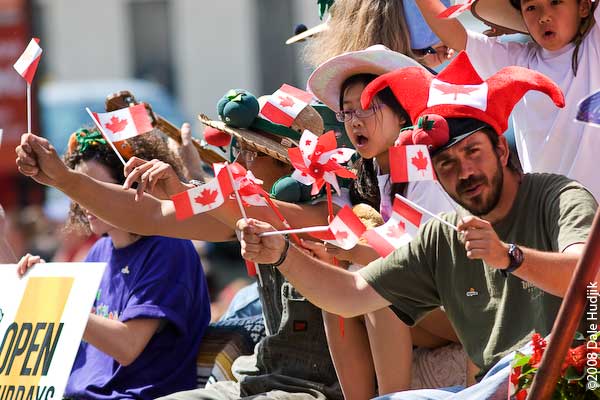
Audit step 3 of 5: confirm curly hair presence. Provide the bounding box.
[63,128,184,234]
[341,74,411,209]
[303,0,415,68]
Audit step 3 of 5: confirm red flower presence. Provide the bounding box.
[530,333,547,368]
[515,389,528,400]
[510,365,522,386]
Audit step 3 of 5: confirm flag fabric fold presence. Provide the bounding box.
[92,104,153,142]
[363,197,423,258]
[13,38,42,84]
[310,205,366,250]
[390,144,436,183]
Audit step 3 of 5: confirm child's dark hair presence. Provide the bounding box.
[339,74,411,209]
[509,0,596,75]
[63,128,184,234]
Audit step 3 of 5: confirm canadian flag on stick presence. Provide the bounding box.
[310,205,366,250]
[259,84,314,127]
[171,168,233,220]
[363,197,423,258]
[390,144,436,183]
[92,104,153,142]
[13,38,42,84]
[437,0,474,19]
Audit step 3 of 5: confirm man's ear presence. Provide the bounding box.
[496,135,510,167]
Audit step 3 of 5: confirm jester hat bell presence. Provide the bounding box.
[360,51,565,154]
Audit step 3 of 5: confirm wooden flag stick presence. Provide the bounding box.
[527,208,600,399]
[27,83,32,133]
[259,225,330,237]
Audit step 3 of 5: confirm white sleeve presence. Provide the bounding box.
[465,30,531,78]
[405,181,456,223]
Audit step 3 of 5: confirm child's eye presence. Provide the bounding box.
[525,5,536,11]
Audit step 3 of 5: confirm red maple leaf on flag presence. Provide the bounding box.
[386,221,406,238]
[105,116,128,133]
[332,229,348,242]
[411,150,429,175]
[433,82,479,101]
[279,96,295,108]
[194,189,219,206]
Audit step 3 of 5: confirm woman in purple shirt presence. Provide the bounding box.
[18,129,210,399]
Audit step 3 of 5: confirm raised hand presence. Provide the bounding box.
[237,218,286,265]
[15,133,70,188]
[123,157,191,201]
[458,215,509,269]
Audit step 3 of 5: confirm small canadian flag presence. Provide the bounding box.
[92,104,153,142]
[214,163,268,207]
[171,167,233,220]
[13,38,42,84]
[259,84,314,127]
[363,197,423,258]
[390,144,436,183]
[437,0,474,19]
[310,205,366,250]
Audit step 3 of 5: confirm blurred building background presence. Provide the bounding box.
[0,0,494,300]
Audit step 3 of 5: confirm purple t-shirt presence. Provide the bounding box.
[65,236,210,399]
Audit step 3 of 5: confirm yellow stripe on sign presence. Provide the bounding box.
[0,277,73,387]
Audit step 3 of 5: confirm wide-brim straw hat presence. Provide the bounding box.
[470,0,528,34]
[198,102,324,164]
[307,44,424,112]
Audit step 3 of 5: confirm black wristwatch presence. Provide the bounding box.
[501,243,524,277]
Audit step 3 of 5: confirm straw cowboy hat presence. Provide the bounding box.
[199,88,324,164]
[470,0,528,34]
[307,44,424,112]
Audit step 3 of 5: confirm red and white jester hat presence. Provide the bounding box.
[360,51,565,153]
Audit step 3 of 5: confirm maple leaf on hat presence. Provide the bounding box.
[195,189,219,206]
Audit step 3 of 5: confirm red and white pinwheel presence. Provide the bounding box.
[288,130,356,196]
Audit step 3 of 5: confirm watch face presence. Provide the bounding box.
[509,244,524,266]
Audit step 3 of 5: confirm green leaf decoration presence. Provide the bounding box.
[512,351,532,368]
[226,89,239,100]
[231,93,243,102]
[417,116,435,131]
[575,331,586,341]
[317,0,334,20]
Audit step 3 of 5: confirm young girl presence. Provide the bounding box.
[17,130,211,400]
[414,0,600,200]
[304,45,461,399]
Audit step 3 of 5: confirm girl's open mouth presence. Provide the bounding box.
[355,135,368,147]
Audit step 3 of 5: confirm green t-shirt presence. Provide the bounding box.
[359,173,598,374]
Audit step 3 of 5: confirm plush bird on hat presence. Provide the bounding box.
[361,51,565,154]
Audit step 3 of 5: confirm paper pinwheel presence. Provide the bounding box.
[288,130,356,196]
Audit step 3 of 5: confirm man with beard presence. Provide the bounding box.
[236,52,599,399]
